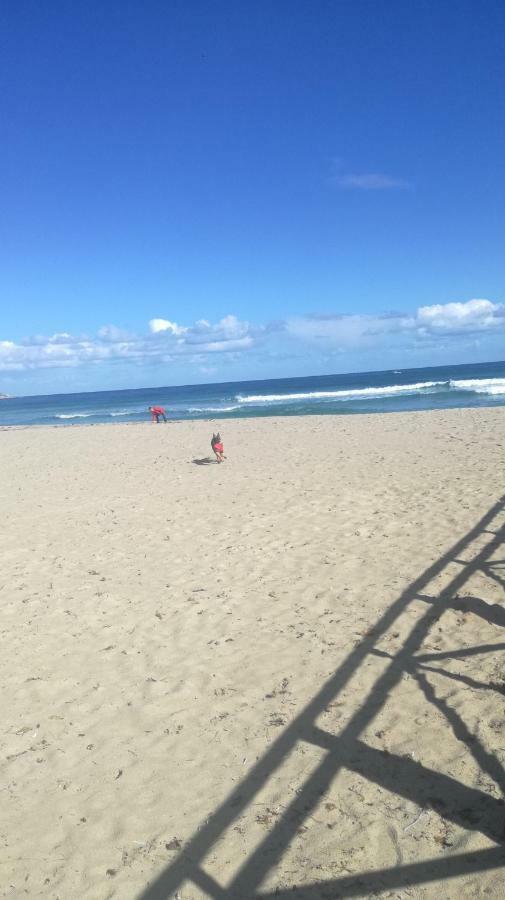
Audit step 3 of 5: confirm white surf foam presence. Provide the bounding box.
[450,378,505,395]
[188,405,239,413]
[55,413,93,419]
[236,381,445,404]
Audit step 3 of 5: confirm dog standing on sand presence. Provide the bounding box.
[211,433,226,463]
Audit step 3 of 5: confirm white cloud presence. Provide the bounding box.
[97,324,134,342]
[194,336,254,353]
[0,314,257,372]
[219,314,249,337]
[184,315,252,346]
[1,300,503,375]
[285,312,414,349]
[149,318,187,335]
[417,299,502,332]
[287,299,505,349]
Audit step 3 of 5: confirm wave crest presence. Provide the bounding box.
[188,405,239,413]
[236,381,446,404]
[450,378,505,395]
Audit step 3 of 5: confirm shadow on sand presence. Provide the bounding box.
[140,496,505,899]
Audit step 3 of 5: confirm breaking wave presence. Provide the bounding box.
[450,378,505,396]
[55,413,93,419]
[236,377,505,406]
[236,381,446,404]
[188,405,240,413]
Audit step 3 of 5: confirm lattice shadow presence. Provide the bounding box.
[141,498,505,899]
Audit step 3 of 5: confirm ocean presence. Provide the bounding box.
[2,360,505,427]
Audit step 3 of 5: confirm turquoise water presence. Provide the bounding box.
[2,360,505,427]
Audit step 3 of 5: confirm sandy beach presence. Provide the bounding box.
[1,408,504,899]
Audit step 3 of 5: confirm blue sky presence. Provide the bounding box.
[1,0,504,394]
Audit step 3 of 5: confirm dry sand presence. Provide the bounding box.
[1,408,504,899]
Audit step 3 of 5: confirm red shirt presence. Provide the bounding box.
[151,406,165,414]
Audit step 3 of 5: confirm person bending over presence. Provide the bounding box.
[149,405,167,423]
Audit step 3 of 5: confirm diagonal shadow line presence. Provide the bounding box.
[307,728,505,842]
[416,593,505,627]
[224,523,505,897]
[254,846,505,899]
[412,670,505,795]
[416,642,505,663]
[416,661,505,696]
[193,867,227,898]
[140,498,505,900]
[374,646,505,788]
[370,648,505,695]
[480,564,505,591]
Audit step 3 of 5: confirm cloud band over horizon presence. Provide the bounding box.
[1,300,504,381]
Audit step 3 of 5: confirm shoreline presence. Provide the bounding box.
[1,401,505,431]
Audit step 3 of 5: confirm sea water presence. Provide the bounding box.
[2,360,505,427]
